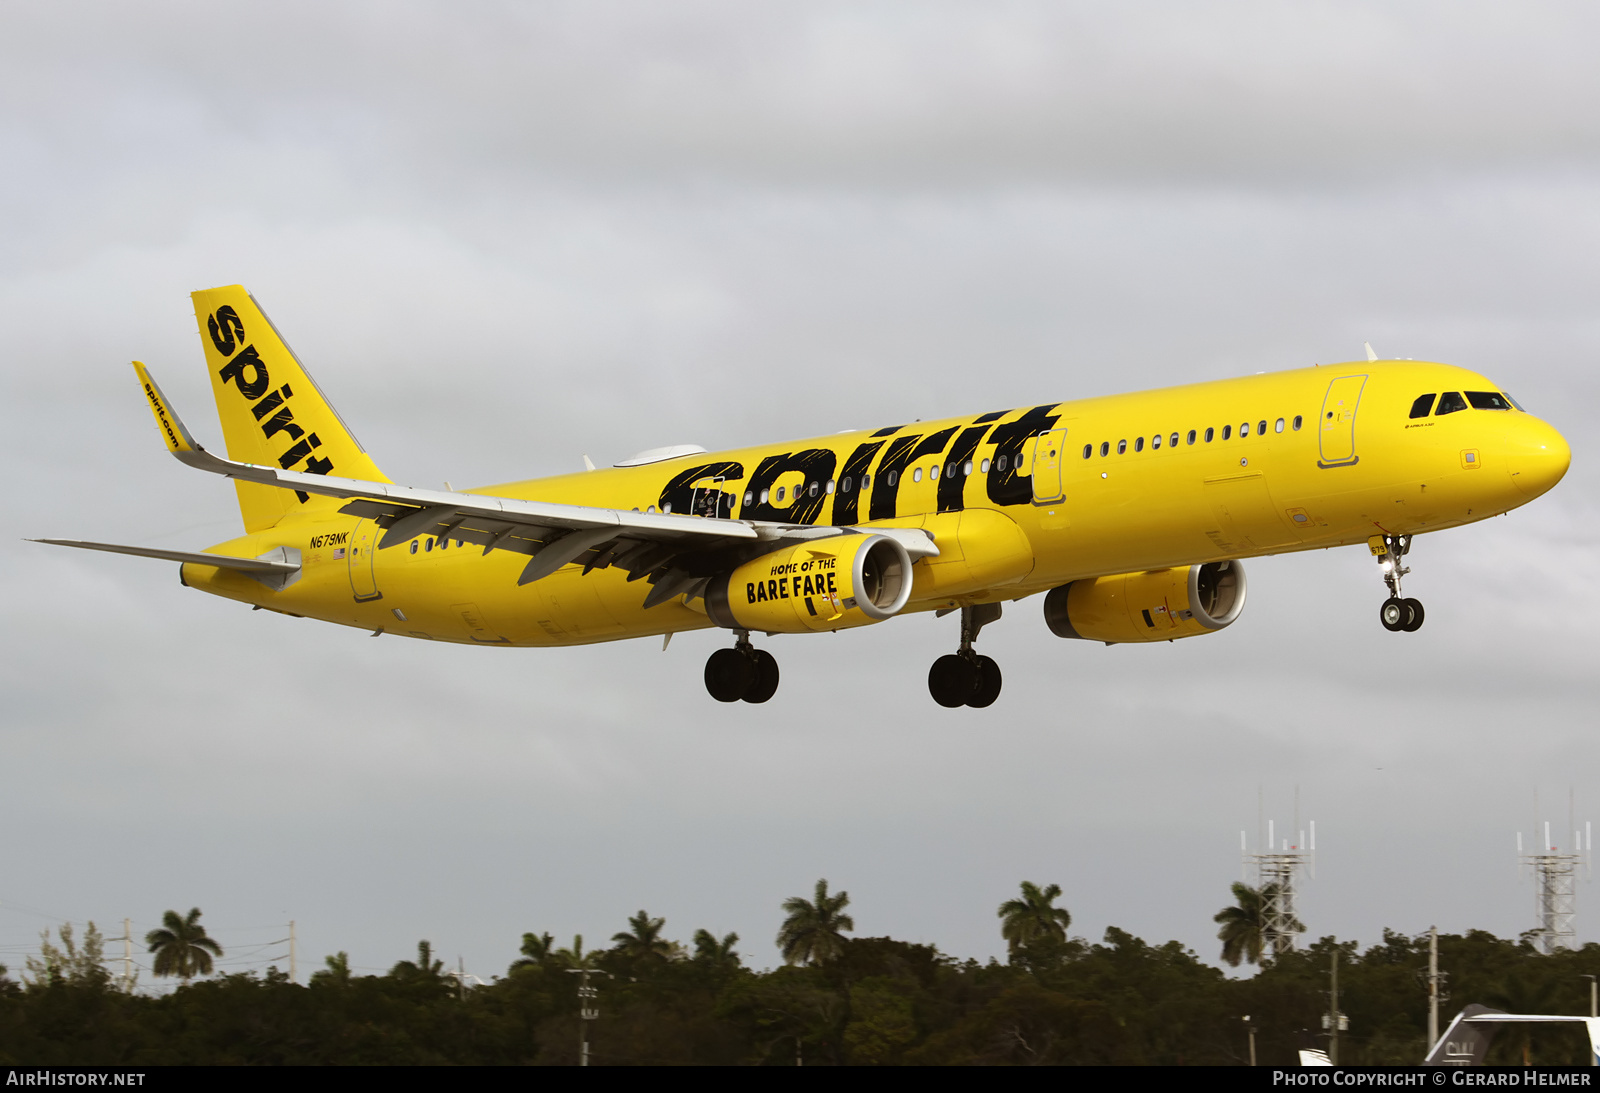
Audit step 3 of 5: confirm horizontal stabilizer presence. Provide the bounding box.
[29,539,297,574]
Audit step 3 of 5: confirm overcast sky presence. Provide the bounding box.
[2,1,1597,987]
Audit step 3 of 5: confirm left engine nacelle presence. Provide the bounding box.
[1043,561,1247,644]
[705,533,913,633]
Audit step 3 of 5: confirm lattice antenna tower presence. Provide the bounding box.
[1517,796,1590,954]
[1241,791,1315,958]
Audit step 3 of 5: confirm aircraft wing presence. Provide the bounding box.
[134,362,934,607]
[28,539,297,574]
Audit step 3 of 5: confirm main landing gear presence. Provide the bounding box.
[928,603,1003,708]
[1372,533,1425,633]
[704,631,780,704]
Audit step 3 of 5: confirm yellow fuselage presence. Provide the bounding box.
[183,360,1570,646]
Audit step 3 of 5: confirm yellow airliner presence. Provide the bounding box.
[36,285,1571,707]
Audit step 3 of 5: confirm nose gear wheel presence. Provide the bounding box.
[1372,534,1425,633]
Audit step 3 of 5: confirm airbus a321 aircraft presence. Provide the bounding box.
[37,286,1571,707]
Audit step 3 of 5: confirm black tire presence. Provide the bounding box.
[705,647,754,702]
[1379,597,1407,632]
[928,654,977,708]
[1402,598,1425,632]
[743,649,780,704]
[967,655,1002,708]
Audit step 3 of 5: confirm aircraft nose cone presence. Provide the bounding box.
[1507,418,1571,498]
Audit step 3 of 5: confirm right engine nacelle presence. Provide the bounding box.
[1043,561,1247,644]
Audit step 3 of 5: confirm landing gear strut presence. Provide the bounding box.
[704,631,780,703]
[928,603,1003,708]
[1371,534,1425,633]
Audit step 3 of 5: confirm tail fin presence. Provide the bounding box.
[192,285,389,532]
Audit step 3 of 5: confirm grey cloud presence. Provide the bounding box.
[3,1,1597,981]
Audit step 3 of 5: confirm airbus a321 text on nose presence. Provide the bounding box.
[35,286,1571,707]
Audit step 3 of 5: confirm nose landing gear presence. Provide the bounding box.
[1371,534,1425,633]
[928,603,1003,708]
[704,631,780,703]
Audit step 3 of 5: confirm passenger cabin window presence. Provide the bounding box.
[1240,422,1249,437]
[1152,434,1162,449]
[1435,391,1468,415]
[1171,432,1180,447]
[1134,437,1144,452]
[1100,442,1110,457]
[1082,444,1092,459]
[1204,427,1214,442]
[1187,430,1197,445]
[1257,420,1267,435]
[1292,416,1303,430]
[1466,391,1512,411]
[1221,425,1231,440]
[1117,439,1127,454]
[1409,394,1437,419]
[1275,418,1285,433]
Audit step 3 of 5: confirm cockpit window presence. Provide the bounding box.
[1409,394,1436,419]
[1466,391,1511,411]
[1435,391,1468,415]
[1501,392,1525,411]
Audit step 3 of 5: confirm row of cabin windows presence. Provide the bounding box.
[1409,391,1520,418]
[410,536,464,554]
[735,455,1004,509]
[400,390,1521,538]
[1082,415,1302,459]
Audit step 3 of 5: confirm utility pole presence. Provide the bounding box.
[567,967,600,1066]
[123,918,133,993]
[1428,926,1440,1049]
[1243,1015,1257,1066]
[1584,976,1598,1068]
[289,921,296,984]
[458,956,466,1003]
[1325,950,1345,1065]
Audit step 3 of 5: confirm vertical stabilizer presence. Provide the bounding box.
[191,286,389,532]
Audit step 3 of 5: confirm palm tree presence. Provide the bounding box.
[553,934,600,972]
[612,910,675,962]
[777,879,854,965]
[693,929,741,970]
[390,940,446,979]
[512,931,555,971]
[144,908,223,984]
[1214,882,1303,966]
[997,881,1072,960]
